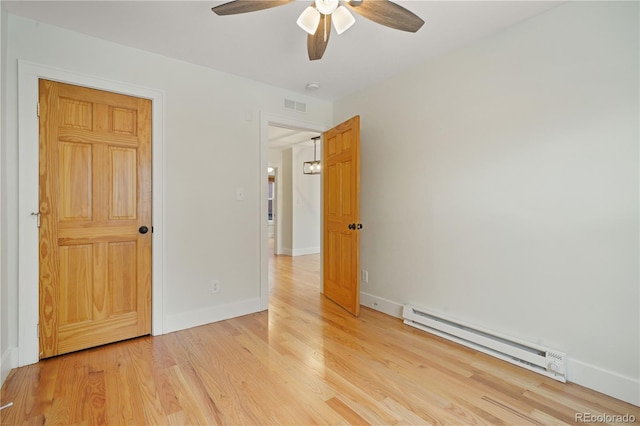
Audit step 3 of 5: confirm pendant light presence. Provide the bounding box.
[303,136,321,175]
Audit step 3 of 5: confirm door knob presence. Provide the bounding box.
[357,224,363,230]
[348,223,355,230]
[139,226,149,234]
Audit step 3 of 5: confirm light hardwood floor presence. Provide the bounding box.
[2,247,638,425]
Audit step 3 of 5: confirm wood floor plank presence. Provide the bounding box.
[102,340,149,425]
[275,331,403,425]
[161,334,225,425]
[326,396,372,426]
[2,247,639,425]
[0,365,44,425]
[127,337,173,424]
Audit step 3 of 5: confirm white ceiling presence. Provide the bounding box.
[268,125,320,150]
[4,0,561,149]
[3,0,561,102]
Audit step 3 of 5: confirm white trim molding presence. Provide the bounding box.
[292,247,321,256]
[567,358,640,406]
[279,247,320,257]
[17,60,165,366]
[164,297,262,334]
[360,292,404,318]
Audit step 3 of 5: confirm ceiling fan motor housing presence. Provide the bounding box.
[315,0,339,15]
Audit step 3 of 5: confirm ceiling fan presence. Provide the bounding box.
[211,0,424,61]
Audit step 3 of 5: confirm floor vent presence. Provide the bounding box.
[402,305,567,382]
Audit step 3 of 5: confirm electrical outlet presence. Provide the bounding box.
[211,280,220,294]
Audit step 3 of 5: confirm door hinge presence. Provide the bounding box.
[37,102,40,117]
[31,211,41,228]
[37,323,39,338]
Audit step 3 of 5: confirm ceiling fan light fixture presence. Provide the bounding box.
[297,6,320,35]
[332,5,355,35]
[213,0,425,61]
[314,0,339,15]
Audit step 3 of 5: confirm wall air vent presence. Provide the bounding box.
[284,98,307,113]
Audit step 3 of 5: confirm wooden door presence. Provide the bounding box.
[323,116,361,316]
[38,79,152,358]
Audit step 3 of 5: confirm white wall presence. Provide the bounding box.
[0,2,14,385]
[292,144,321,255]
[1,14,331,382]
[267,149,282,167]
[278,145,321,256]
[334,1,639,405]
[280,148,294,254]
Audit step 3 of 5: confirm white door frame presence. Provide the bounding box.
[17,60,165,366]
[259,113,328,310]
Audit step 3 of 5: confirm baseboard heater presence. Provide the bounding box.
[402,305,567,382]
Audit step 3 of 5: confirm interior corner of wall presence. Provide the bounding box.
[1,346,18,387]
[360,292,404,319]
[567,358,640,406]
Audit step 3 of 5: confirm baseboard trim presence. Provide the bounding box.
[278,247,320,256]
[292,247,320,256]
[164,297,263,334]
[360,292,403,318]
[360,292,639,407]
[1,347,18,387]
[567,358,639,406]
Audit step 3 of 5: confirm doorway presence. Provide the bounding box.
[259,116,326,310]
[17,61,165,367]
[262,116,362,316]
[267,125,322,255]
[267,125,322,287]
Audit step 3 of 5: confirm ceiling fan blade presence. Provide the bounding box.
[212,0,293,16]
[346,0,424,32]
[307,13,332,61]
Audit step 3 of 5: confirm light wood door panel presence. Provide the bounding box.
[323,116,361,316]
[39,79,152,358]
